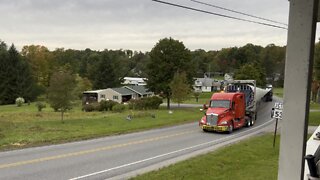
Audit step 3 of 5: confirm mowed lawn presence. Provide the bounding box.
[132,134,280,180]
[0,103,202,151]
[183,92,213,105]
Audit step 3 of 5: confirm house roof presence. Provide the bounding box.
[123,77,147,82]
[83,85,153,96]
[83,89,107,94]
[111,87,134,95]
[124,85,153,95]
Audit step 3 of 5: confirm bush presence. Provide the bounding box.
[144,96,163,109]
[112,104,126,113]
[83,102,100,112]
[35,102,46,112]
[100,100,118,111]
[128,99,144,110]
[15,97,25,107]
[128,96,163,110]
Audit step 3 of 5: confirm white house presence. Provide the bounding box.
[193,78,222,92]
[82,85,153,104]
[122,77,147,86]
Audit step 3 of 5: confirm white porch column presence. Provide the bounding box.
[278,0,318,179]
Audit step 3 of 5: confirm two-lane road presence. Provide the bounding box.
[0,100,276,180]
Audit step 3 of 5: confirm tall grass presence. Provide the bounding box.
[0,103,202,151]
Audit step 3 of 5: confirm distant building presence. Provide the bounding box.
[82,85,153,104]
[193,78,221,92]
[122,77,147,86]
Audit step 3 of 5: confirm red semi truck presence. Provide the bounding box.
[199,80,272,133]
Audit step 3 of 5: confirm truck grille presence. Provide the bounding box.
[206,114,218,126]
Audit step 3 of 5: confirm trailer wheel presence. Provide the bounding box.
[246,119,251,127]
[250,119,254,126]
[251,114,257,126]
[228,123,233,134]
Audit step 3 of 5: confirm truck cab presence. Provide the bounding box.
[199,92,246,133]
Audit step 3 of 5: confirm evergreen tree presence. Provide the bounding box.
[88,51,121,89]
[0,42,36,104]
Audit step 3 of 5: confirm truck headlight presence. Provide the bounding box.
[220,121,228,125]
[200,118,206,124]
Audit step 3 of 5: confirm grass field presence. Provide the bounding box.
[273,88,283,98]
[0,103,202,151]
[310,103,320,109]
[183,92,213,105]
[132,134,280,180]
[309,111,320,125]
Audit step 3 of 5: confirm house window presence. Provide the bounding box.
[113,95,118,100]
[100,94,105,99]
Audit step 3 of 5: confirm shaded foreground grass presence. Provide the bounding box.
[0,103,202,151]
[132,134,279,180]
[309,111,320,125]
[273,88,283,98]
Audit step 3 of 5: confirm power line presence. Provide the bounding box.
[191,0,288,26]
[152,0,287,30]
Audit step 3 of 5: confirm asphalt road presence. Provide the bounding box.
[0,100,277,180]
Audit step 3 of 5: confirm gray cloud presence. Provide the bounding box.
[0,0,292,51]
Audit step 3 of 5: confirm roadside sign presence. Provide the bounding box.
[274,102,283,110]
[272,102,283,148]
[273,109,283,119]
[273,102,283,120]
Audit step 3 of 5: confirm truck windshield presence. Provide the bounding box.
[210,100,230,108]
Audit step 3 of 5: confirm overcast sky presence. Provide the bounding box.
[0,0,310,52]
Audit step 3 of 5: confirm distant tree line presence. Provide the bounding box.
[0,38,290,105]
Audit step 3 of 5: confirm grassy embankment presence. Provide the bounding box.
[132,134,280,180]
[0,103,202,151]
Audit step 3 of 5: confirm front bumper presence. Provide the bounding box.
[201,124,229,132]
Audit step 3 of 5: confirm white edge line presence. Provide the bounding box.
[69,118,274,180]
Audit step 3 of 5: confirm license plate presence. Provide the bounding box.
[203,125,227,131]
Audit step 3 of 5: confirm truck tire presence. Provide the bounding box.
[251,113,257,126]
[246,118,251,127]
[228,123,234,134]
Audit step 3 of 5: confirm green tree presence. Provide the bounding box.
[191,49,217,77]
[236,43,263,67]
[193,91,201,102]
[260,44,286,85]
[0,43,36,104]
[234,63,266,86]
[214,47,237,74]
[88,50,122,89]
[74,74,92,99]
[170,71,192,107]
[47,68,76,123]
[147,37,195,109]
[21,45,55,89]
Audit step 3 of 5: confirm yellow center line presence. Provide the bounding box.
[0,130,196,169]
